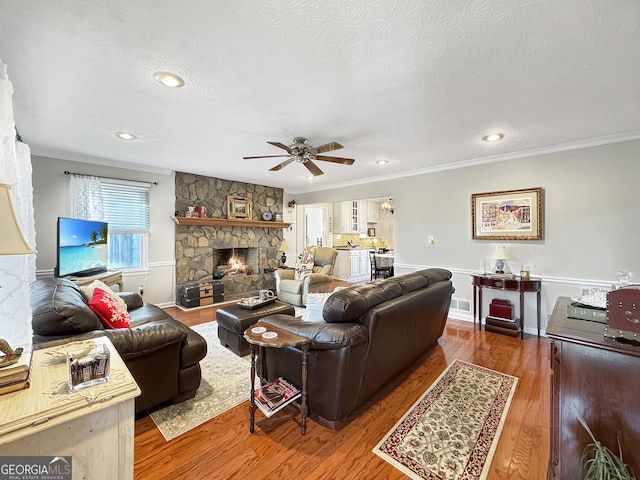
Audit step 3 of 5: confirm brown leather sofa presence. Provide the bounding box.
[30,277,207,414]
[260,268,454,429]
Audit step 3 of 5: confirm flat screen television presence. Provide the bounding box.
[55,217,109,277]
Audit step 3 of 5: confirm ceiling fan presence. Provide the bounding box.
[243,137,355,176]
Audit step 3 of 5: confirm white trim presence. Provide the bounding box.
[393,263,617,289]
[147,261,175,268]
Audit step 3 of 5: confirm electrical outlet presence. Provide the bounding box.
[138,285,144,296]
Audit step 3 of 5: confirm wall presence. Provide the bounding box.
[293,140,640,333]
[31,156,177,306]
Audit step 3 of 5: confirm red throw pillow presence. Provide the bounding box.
[88,287,131,329]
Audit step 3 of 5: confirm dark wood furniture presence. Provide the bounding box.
[369,252,393,281]
[244,321,310,435]
[547,296,640,479]
[471,274,542,337]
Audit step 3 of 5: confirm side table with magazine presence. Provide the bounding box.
[243,321,310,435]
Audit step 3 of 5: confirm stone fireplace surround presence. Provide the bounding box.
[175,173,285,302]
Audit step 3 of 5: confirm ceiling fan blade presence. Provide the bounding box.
[312,141,343,154]
[243,155,290,160]
[314,155,355,165]
[267,141,292,153]
[269,158,295,171]
[303,160,324,176]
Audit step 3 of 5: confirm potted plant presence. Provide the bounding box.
[578,414,635,479]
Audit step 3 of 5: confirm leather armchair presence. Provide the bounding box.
[275,246,338,306]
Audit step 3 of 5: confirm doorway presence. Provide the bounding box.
[304,205,330,247]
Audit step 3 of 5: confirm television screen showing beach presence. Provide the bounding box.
[58,218,108,276]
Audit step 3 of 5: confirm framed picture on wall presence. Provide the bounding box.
[471,187,544,240]
[227,196,251,219]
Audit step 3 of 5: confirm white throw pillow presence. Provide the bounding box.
[80,279,127,310]
[294,262,314,280]
[303,292,332,322]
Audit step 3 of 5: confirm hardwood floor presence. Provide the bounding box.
[134,294,550,479]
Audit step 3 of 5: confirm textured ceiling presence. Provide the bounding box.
[1,0,639,193]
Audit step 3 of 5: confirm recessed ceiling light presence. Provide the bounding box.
[306,175,315,180]
[116,131,137,140]
[482,133,504,142]
[153,71,185,88]
[376,159,389,165]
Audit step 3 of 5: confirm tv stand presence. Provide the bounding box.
[70,270,123,291]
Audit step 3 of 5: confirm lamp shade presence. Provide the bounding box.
[0,183,36,255]
[279,240,290,252]
[490,245,509,260]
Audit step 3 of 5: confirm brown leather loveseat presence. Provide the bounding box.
[260,268,454,429]
[30,277,207,414]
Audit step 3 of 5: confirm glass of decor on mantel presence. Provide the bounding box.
[67,343,110,392]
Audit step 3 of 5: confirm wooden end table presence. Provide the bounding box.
[244,321,310,435]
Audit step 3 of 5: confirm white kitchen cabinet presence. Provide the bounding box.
[365,201,380,222]
[333,201,367,233]
[359,249,371,279]
[334,249,372,282]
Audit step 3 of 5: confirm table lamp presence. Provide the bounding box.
[490,246,509,274]
[0,183,37,366]
[0,183,36,255]
[278,240,290,268]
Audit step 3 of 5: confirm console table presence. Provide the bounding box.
[471,274,542,337]
[546,296,640,478]
[70,269,123,291]
[0,337,140,479]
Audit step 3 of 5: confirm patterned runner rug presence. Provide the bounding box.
[373,359,518,480]
[148,321,251,441]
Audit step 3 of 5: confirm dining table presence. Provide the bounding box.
[375,252,394,268]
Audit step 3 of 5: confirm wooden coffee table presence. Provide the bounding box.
[244,321,310,435]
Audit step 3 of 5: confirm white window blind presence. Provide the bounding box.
[101,182,150,271]
[101,183,150,232]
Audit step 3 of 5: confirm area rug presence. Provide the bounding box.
[148,321,251,441]
[373,359,518,480]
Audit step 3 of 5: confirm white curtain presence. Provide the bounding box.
[0,59,36,348]
[69,174,104,220]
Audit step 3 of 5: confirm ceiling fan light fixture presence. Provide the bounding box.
[482,133,504,142]
[153,71,185,88]
[245,137,354,176]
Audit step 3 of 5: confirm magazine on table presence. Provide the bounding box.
[255,377,301,418]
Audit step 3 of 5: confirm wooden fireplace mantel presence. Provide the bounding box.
[173,217,292,229]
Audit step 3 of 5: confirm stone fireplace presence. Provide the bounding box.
[174,173,285,302]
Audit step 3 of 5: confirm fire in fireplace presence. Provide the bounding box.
[213,247,258,275]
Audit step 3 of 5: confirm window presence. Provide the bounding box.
[101,182,150,271]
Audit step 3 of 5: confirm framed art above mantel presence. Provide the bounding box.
[471,187,544,240]
[227,196,251,219]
